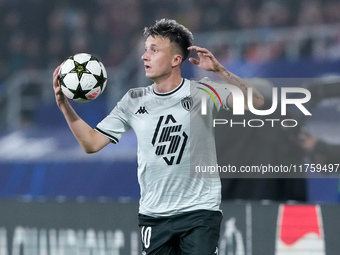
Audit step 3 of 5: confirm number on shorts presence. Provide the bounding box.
[141,226,152,249]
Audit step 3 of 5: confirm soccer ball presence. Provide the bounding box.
[58,53,107,102]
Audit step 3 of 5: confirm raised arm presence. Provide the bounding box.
[188,46,264,110]
[53,66,111,153]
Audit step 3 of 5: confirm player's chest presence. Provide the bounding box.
[130,96,194,165]
[130,95,194,135]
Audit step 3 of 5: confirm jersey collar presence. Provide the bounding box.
[153,79,184,97]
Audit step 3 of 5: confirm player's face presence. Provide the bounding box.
[141,36,179,81]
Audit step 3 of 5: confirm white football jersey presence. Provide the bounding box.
[95,78,231,217]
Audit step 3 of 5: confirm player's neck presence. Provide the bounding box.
[153,76,183,94]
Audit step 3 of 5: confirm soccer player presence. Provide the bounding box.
[52,19,264,254]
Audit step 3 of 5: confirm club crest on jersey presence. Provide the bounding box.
[181,96,193,111]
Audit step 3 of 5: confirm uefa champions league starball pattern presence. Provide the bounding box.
[58,53,107,102]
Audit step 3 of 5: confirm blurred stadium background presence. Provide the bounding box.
[0,0,340,254]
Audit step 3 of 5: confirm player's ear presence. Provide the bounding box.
[172,54,182,67]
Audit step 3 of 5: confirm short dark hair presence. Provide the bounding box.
[143,19,194,61]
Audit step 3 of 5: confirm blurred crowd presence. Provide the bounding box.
[1,0,340,84]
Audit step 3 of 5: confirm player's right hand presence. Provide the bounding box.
[53,65,67,107]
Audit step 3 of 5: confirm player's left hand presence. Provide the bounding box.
[188,46,224,73]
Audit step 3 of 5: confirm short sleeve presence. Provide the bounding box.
[95,92,132,143]
[198,77,231,112]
